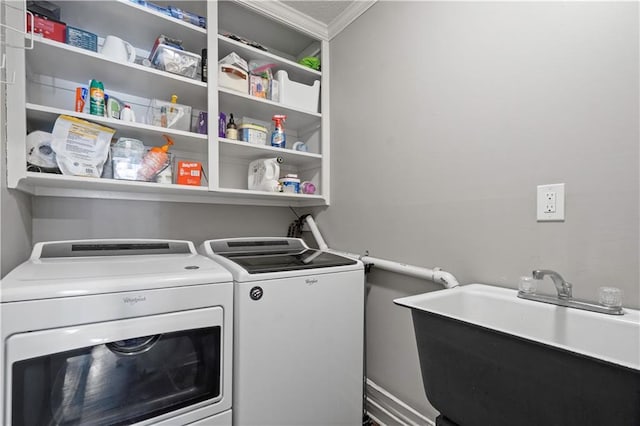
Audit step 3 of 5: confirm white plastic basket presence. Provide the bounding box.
[275,70,320,113]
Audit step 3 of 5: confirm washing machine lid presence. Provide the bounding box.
[203,237,357,274]
[2,239,233,302]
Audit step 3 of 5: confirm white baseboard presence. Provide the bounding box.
[365,379,435,426]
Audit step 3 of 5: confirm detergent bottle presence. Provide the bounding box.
[248,157,284,192]
[137,135,174,181]
[270,115,286,148]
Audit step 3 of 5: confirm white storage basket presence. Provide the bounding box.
[275,70,320,113]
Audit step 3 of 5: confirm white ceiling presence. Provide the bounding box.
[236,0,375,40]
[281,1,354,25]
[275,0,376,39]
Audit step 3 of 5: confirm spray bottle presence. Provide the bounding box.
[137,135,174,181]
[271,114,287,148]
[89,79,105,116]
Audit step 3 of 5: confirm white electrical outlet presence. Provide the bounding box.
[537,183,565,221]
[544,191,556,213]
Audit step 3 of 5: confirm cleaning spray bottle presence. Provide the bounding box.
[137,135,174,181]
[271,114,287,148]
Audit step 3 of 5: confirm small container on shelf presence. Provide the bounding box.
[151,44,201,79]
[279,174,300,193]
[147,99,193,131]
[239,123,267,145]
[219,64,248,93]
[176,160,202,186]
[226,113,238,140]
[168,5,207,29]
[249,75,268,99]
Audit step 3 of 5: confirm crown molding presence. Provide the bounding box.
[234,0,330,40]
[328,1,376,40]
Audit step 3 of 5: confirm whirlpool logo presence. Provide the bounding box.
[123,296,147,305]
[305,278,318,285]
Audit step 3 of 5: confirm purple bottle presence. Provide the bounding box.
[218,112,226,137]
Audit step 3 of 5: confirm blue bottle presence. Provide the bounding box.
[271,115,286,148]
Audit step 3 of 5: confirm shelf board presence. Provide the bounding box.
[27,38,207,110]
[22,171,209,194]
[218,34,321,86]
[26,103,208,154]
[219,138,321,167]
[16,172,327,206]
[218,1,319,62]
[218,88,321,131]
[214,187,325,202]
[56,0,207,52]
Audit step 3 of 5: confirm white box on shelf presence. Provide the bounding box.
[275,70,320,113]
[219,64,248,94]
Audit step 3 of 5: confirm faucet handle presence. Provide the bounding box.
[598,287,622,308]
[519,276,537,294]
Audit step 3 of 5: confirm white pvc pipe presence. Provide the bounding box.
[304,216,460,289]
[304,215,328,251]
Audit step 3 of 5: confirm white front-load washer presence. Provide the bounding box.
[1,239,234,426]
[200,237,364,426]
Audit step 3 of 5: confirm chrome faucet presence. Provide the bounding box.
[532,269,572,299]
[517,269,624,315]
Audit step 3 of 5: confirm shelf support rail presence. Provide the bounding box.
[0,53,15,84]
[1,0,35,50]
[304,215,460,289]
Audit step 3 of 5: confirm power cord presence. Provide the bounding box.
[287,207,310,238]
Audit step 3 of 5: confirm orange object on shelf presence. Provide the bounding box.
[136,135,174,182]
[176,161,202,186]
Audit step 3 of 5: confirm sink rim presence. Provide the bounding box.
[395,283,640,371]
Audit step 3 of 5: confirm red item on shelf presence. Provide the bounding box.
[27,14,66,43]
[176,161,202,186]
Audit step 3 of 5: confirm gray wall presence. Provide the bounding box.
[324,1,639,419]
[0,31,32,277]
[31,197,295,246]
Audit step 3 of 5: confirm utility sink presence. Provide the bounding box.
[395,284,640,426]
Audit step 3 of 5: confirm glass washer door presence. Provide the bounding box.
[6,307,223,426]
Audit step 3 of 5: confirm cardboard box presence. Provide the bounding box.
[176,160,202,186]
[249,75,268,99]
[27,14,66,43]
[66,26,97,52]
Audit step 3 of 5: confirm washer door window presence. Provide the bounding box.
[6,308,223,426]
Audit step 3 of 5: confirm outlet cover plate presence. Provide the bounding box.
[537,183,565,221]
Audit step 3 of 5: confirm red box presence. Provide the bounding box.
[176,161,202,186]
[27,15,66,43]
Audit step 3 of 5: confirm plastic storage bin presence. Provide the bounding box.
[275,70,320,113]
[151,44,201,79]
[146,99,192,131]
[239,124,268,145]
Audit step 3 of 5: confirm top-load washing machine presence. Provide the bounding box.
[200,237,364,426]
[1,239,234,426]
